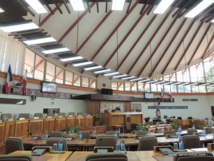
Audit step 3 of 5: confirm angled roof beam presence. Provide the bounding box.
[103,5,151,68]
[201,35,214,59]
[166,0,184,17]
[90,1,138,61]
[73,75,80,84]
[174,22,203,70]
[63,0,71,14]
[138,12,178,76]
[195,6,214,20]
[116,14,157,71]
[75,10,113,54]
[149,19,187,77]
[147,0,160,15]
[17,0,35,17]
[58,2,96,43]
[52,69,63,82]
[205,15,214,23]
[172,0,192,18]
[188,24,211,65]
[41,0,54,14]
[127,14,169,75]
[161,19,196,74]
[53,0,63,14]
[31,59,44,74]
[89,79,95,87]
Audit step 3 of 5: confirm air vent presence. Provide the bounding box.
[182,99,198,102]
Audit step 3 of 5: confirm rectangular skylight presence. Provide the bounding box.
[138,79,150,82]
[185,0,214,18]
[23,37,56,45]
[0,22,39,33]
[60,56,83,62]
[130,78,143,81]
[84,66,102,71]
[42,47,69,54]
[153,0,175,14]
[73,62,93,67]
[112,0,125,10]
[0,8,4,13]
[25,0,48,14]
[211,19,214,22]
[104,72,119,76]
[113,74,127,78]
[69,0,85,11]
[122,76,135,80]
[94,69,111,74]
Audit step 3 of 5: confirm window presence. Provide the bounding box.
[73,74,80,86]
[131,82,137,91]
[34,55,44,80]
[55,66,64,84]
[45,62,55,82]
[24,48,35,78]
[82,77,89,87]
[125,82,131,91]
[111,82,118,90]
[89,79,96,88]
[65,71,73,85]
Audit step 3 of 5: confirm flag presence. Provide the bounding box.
[161,88,164,102]
[168,91,173,102]
[21,69,27,95]
[5,64,14,94]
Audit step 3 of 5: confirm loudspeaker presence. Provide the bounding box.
[101,88,113,95]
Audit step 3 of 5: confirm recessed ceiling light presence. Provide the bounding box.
[104,72,119,76]
[84,66,102,71]
[0,8,4,13]
[0,22,39,33]
[94,69,111,74]
[113,74,127,78]
[69,0,85,11]
[153,0,175,14]
[25,0,48,14]
[23,37,56,45]
[73,62,93,67]
[112,0,125,10]
[60,56,83,62]
[185,0,214,18]
[42,47,69,54]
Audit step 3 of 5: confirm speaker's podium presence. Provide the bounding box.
[101,112,143,132]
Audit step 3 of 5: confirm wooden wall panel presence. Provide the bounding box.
[5,121,15,140]
[84,116,93,127]
[76,116,84,128]
[0,123,6,144]
[66,117,76,128]
[88,101,100,115]
[15,120,29,137]
[130,115,143,123]
[29,119,44,136]
[124,102,131,112]
[43,118,55,133]
[55,118,66,131]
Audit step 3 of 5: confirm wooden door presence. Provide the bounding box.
[55,118,66,131]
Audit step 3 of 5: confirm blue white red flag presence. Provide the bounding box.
[5,64,14,94]
[161,88,164,102]
[21,69,27,95]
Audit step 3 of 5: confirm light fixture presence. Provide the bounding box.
[94,69,111,74]
[185,0,214,18]
[112,0,125,10]
[153,0,175,14]
[130,78,143,81]
[73,61,93,67]
[122,76,135,80]
[0,22,39,33]
[25,0,48,14]
[42,47,69,54]
[147,80,158,83]
[104,72,119,76]
[84,66,102,71]
[211,19,214,22]
[60,56,83,62]
[138,79,150,83]
[0,8,4,13]
[113,74,127,78]
[23,37,56,45]
[69,0,85,11]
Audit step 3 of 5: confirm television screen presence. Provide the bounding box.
[144,92,154,99]
[42,82,57,93]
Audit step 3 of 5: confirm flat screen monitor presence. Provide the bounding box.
[42,82,57,93]
[144,92,154,99]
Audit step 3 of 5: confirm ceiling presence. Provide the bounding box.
[0,0,213,82]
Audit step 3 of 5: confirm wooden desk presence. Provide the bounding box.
[11,151,72,161]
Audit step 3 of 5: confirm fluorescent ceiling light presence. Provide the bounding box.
[0,8,4,13]
[23,37,56,45]
[153,0,175,14]
[122,76,135,80]
[185,0,214,18]
[69,0,85,11]
[104,72,119,76]
[60,56,83,62]
[147,80,158,83]
[113,74,127,78]
[94,69,111,74]
[0,22,39,33]
[84,66,102,71]
[73,62,93,67]
[112,0,125,10]
[42,47,69,54]
[211,19,214,22]
[25,0,47,14]
[130,78,143,81]
[139,79,150,83]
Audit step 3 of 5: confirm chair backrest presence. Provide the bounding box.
[187,129,197,135]
[187,117,193,119]
[19,113,30,119]
[163,130,176,136]
[95,135,117,150]
[182,135,200,149]
[177,117,182,120]
[46,138,68,151]
[34,113,43,118]
[135,131,148,136]
[77,112,83,116]
[50,131,63,137]
[204,127,214,134]
[0,154,32,161]
[106,131,116,135]
[1,113,13,120]
[137,136,158,151]
[173,152,213,161]
[47,113,53,117]
[78,131,90,139]
[58,112,66,117]
[6,137,24,154]
[69,112,75,116]
[86,152,128,161]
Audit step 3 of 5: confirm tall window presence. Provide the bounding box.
[34,55,44,80]
[73,74,80,86]
[24,48,35,78]
[55,66,64,84]
[82,77,89,87]
[65,71,73,85]
[46,62,55,82]
[89,79,96,88]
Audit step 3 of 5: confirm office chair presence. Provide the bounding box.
[0,154,32,161]
[1,113,13,120]
[6,137,24,154]
[95,135,117,150]
[49,131,63,137]
[58,112,66,117]
[85,152,128,161]
[78,131,90,139]
[182,135,200,149]
[46,138,68,151]
[187,129,197,135]
[19,113,30,119]
[163,130,176,136]
[204,127,214,134]
[137,136,158,151]
[34,113,43,118]
[68,112,75,116]
[77,112,83,116]
[106,131,116,135]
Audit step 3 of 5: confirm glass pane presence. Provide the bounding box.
[112,82,117,90]
[89,79,96,88]
[24,48,35,78]
[177,85,185,92]
[73,74,80,86]
[34,55,44,80]
[197,62,205,82]
[204,54,214,83]
[190,65,197,82]
[45,62,55,82]
[144,84,150,92]
[183,68,190,82]
[169,73,176,81]
[157,85,163,92]
[65,71,73,85]
[82,77,89,87]
[125,82,131,91]
[184,85,191,93]
[118,82,124,91]
[55,66,64,84]
[207,85,214,92]
[171,85,177,93]
[177,71,183,82]
[131,82,137,91]
[138,82,145,92]
[191,86,199,93]
[151,84,157,92]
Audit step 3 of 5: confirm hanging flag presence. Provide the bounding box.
[5,64,14,94]
[168,91,173,102]
[161,88,164,102]
[21,69,27,96]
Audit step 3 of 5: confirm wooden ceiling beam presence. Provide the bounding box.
[90,1,138,61]
[116,14,157,71]
[205,15,214,23]
[174,22,203,70]
[41,0,54,14]
[188,24,212,65]
[58,2,96,43]
[63,0,71,14]
[162,19,196,74]
[75,10,113,54]
[53,0,63,14]
[139,13,178,77]
[17,0,35,17]
[201,35,214,59]
[103,5,151,68]
[166,0,183,17]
